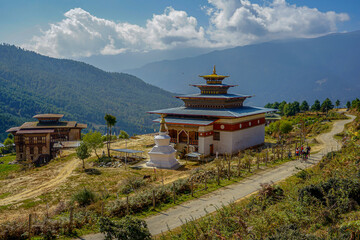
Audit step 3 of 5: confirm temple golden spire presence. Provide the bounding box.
[159,114,167,133]
[199,66,229,80]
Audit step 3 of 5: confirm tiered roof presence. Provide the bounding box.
[149,66,274,125]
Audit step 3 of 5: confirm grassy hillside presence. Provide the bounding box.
[0,44,181,141]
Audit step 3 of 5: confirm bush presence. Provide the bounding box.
[99,216,151,240]
[266,224,321,240]
[72,188,97,207]
[118,176,146,194]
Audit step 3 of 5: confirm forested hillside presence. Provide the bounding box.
[0,44,181,141]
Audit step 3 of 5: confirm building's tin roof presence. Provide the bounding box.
[175,93,252,99]
[111,149,144,154]
[149,106,276,118]
[16,129,55,134]
[153,117,215,126]
[33,114,64,119]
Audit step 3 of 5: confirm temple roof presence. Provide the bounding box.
[149,106,276,118]
[153,117,215,126]
[176,93,252,99]
[33,114,64,119]
[199,65,229,80]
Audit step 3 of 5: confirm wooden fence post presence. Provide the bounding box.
[69,206,73,233]
[191,179,194,197]
[152,190,156,208]
[28,213,32,240]
[227,155,231,180]
[126,196,130,215]
[266,148,269,166]
[256,154,260,169]
[173,182,176,203]
[217,166,221,185]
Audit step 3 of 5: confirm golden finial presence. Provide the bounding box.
[213,65,216,75]
[159,115,166,133]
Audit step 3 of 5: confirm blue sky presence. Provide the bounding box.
[1,0,359,58]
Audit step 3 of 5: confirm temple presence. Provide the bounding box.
[6,114,87,163]
[148,66,275,155]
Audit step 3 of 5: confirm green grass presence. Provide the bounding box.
[0,153,20,179]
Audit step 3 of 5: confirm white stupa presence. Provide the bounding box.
[147,116,180,169]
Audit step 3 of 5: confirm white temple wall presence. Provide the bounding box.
[215,131,233,154]
[232,124,265,152]
[198,135,213,155]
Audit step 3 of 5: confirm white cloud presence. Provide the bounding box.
[23,1,349,58]
[24,7,207,58]
[206,0,349,47]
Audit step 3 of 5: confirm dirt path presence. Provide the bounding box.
[0,158,80,206]
[77,114,355,239]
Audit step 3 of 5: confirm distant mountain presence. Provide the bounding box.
[0,45,181,141]
[126,31,360,106]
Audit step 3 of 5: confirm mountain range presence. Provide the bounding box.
[0,45,181,141]
[125,31,360,106]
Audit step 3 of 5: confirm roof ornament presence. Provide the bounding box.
[159,114,167,133]
[213,65,216,75]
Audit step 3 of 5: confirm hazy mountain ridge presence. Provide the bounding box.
[0,44,181,141]
[126,31,360,106]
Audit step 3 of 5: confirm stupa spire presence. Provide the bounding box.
[213,65,216,75]
[159,115,167,133]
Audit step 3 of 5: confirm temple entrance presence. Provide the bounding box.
[179,130,188,143]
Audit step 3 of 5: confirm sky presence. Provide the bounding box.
[1,0,359,59]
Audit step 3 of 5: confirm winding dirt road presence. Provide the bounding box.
[0,158,80,206]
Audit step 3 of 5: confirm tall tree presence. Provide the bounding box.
[346,101,351,109]
[292,101,300,114]
[278,101,287,115]
[283,104,295,116]
[335,99,340,108]
[320,98,334,113]
[83,131,104,159]
[300,101,309,112]
[119,130,130,140]
[76,142,91,169]
[311,100,321,111]
[104,114,117,157]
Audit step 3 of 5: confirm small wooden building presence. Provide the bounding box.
[6,114,86,162]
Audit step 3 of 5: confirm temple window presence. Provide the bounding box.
[30,147,34,154]
[213,132,220,141]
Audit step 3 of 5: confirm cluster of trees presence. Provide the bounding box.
[265,98,338,116]
[347,98,360,111]
[0,133,14,154]
[77,114,130,169]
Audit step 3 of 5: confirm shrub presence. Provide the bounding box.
[118,176,146,194]
[72,188,97,207]
[266,224,321,240]
[99,216,151,240]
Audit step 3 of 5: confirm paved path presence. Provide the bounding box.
[77,115,355,239]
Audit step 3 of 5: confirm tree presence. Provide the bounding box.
[300,101,309,112]
[278,101,287,115]
[7,133,13,140]
[83,131,104,159]
[99,216,151,240]
[346,101,351,109]
[119,130,129,140]
[292,101,300,114]
[311,100,321,111]
[272,102,280,109]
[335,99,340,109]
[3,138,14,152]
[320,98,334,113]
[104,114,117,157]
[283,104,296,117]
[76,142,90,169]
[279,121,293,135]
[264,103,272,108]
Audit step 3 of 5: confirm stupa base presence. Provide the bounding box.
[146,159,181,169]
